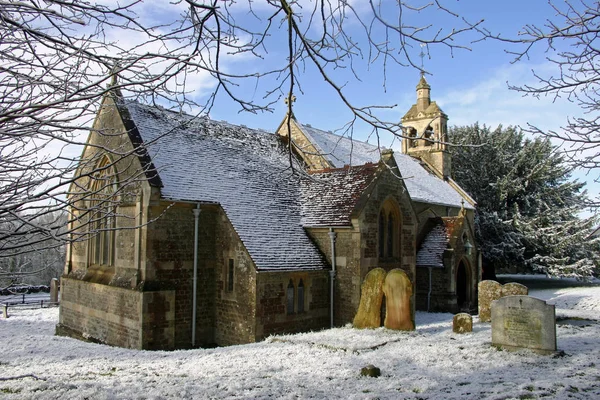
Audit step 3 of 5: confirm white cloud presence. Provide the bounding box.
[436,62,599,203]
[437,62,583,133]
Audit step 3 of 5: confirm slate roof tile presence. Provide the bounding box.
[123,102,327,271]
[416,222,449,268]
[301,164,379,227]
[298,124,473,210]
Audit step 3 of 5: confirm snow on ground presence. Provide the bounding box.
[1,281,599,399]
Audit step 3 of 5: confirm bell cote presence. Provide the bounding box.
[401,75,451,179]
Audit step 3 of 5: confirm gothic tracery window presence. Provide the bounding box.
[88,156,117,267]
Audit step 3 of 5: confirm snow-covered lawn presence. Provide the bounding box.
[1,283,599,399]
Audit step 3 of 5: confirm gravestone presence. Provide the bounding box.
[453,313,473,334]
[50,278,60,304]
[382,269,414,331]
[501,282,528,297]
[491,295,557,354]
[478,280,502,322]
[353,268,386,329]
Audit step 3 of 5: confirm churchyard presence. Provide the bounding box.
[0,275,598,399]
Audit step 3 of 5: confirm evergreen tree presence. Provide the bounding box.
[450,124,599,278]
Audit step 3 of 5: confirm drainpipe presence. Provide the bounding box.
[328,228,337,328]
[192,205,201,347]
[427,267,433,312]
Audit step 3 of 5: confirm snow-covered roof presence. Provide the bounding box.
[416,222,449,268]
[297,124,473,210]
[299,123,382,167]
[301,165,379,227]
[393,153,473,209]
[123,102,326,271]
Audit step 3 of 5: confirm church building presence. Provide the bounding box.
[57,76,479,350]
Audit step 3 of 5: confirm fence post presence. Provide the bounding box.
[50,278,59,304]
[22,293,25,304]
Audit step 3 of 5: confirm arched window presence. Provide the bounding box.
[408,127,418,147]
[378,199,401,260]
[297,279,305,313]
[286,279,295,315]
[88,156,117,267]
[378,211,385,257]
[423,125,434,146]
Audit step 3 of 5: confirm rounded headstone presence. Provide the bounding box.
[501,282,528,297]
[478,280,502,322]
[353,268,386,329]
[453,313,473,334]
[383,269,415,331]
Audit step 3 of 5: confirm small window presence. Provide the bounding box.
[297,279,305,313]
[286,279,295,314]
[227,259,234,292]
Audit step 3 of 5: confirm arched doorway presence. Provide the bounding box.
[456,261,470,311]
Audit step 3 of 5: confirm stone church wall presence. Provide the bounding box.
[143,201,259,348]
[145,201,204,348]
[415,265,455,311]
[306,167,417,327]
[59,278,135,349]
[58,278,177,350]
[307,228,361,327]
[213,208,257,346]
[255,269,329,340]
[357,168,417,314]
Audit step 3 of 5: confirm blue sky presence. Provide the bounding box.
[189,1,597,197]
[199,1,583,140]
[109,0,598,204]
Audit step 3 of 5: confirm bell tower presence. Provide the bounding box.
[401,75,451,179]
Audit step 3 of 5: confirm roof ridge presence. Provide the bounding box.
[307,162,378,174]
[302,122,381,149]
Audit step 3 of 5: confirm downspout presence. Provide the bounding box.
[427,267,432,312]
[328,228,337,328]
[192,205,201,347]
